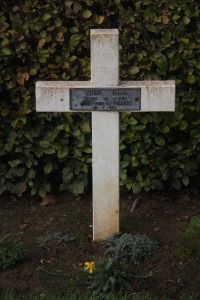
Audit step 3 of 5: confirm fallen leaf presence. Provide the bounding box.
[19,223,28,229]
[19,220,30,229]
[154,227,161,232]
[162,14,169,24]
[182,215,189,221]
[40,194,57,206]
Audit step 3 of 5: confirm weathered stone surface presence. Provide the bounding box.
[91,29,120,241]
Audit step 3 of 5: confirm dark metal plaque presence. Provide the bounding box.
[70,88,141,111]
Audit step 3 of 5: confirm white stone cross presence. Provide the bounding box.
[36,29,175,241]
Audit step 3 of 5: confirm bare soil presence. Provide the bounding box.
[0,191,200,298]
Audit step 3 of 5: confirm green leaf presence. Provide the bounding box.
[141,156,149,165]
[183,16,190,25]
[80,121,90,133]
[44,161,53,174]
[8,159,22,167]
[132,182,141,193]
[155,136,165,146]
[39,141,51,148]
[57,148,68,158]
[136,172,143,183]
[69,34,81,47]
[172,15,181,21]
[95,16,104,24]
[82,10,92,19]
[172,178,182,190]
[71,180,84,194]
[62,167,73,183]
[43,13,51,21]
[191,217,200,228]
[0,164,7,175]
[146,24,157,33]
[130,66,139,75]
[43,148,56,154]
[39,183,50,197]
[28,169,35,180]
[180,121,188,130]
[84,147,92,153]
[0,47,11,55]
[182,176,189,186]
[186,75,196,84]
[7,167,26,178]
[152,179,164,190]
[120,169,127,181]
[161,126,170,134]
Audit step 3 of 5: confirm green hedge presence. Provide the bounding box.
[1,0,200,197]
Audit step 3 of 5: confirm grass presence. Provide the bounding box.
[1,292,199,300]
[0,293,131,300]
[0,235,26,270]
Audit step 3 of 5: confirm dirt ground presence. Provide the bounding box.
[0,190,200,299]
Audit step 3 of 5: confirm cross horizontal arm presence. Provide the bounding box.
[36,80,175,112]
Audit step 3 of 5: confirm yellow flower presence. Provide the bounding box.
[84,261,95,273]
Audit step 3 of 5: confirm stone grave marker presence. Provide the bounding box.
[36,29,175,241]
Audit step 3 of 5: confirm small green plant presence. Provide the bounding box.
[36,258,66,277]
[87,258,132,296]
[176,216,200,260]
[36,232,76,248]
[105,233,159,263]
[0,235,26,270]
[82,233,158,296]
[185,216,200,237]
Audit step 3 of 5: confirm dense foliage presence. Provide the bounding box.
[1,0,200,196]
[105,233,159,262]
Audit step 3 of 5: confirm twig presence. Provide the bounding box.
[130,198,140,213]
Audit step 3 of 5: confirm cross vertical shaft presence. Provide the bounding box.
[91,29,120,241]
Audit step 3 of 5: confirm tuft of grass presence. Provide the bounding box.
[0,292,132,300]
[1,292,199,300]
[0,234,26,270]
